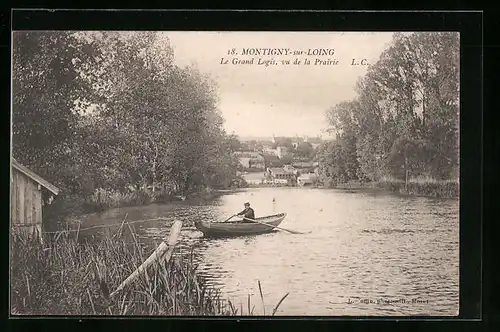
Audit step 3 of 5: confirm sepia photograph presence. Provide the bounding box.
[10,30,460,316]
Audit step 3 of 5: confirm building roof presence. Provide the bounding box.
[235,151,263,158]
[242,172,265,181]
[298,173,317,179]
[11,158,60,195]
[238,157,251,165]
[268,167,292,175]
[292,161,314,168]
[263,154,280,161]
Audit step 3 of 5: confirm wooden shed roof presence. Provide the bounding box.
[11,158,60,195]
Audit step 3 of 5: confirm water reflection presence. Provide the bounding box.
[75,187,459,316]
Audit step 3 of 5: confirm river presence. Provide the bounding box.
[75,187,459,316]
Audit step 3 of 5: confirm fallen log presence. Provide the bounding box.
[109,219,183,298]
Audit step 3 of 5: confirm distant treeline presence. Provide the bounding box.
[12,31,240,219]
[316,32,459,197]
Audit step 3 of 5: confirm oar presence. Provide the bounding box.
[221,214,237,223]
[243,217,310,235]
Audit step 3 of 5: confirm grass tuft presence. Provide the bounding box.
[10,230,288,316]
[82,188,169,212]
[376,176,458,198]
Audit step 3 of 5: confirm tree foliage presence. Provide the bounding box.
[12,31,239,213]
[318,32,459,185]
[295,142,315,158]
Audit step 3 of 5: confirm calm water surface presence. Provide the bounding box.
[76,187,459,316]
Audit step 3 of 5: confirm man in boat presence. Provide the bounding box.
[236,202,255,223]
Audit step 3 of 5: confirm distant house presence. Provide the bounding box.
[11,158,60,242]
[249,153,266,169]
[262,154,283,168]
[292,136,306,149]
[242,172,265,185]
[235,151,265,170]
[250,161,266,170]
[303,136,323,150]
[292,156,312,162]
[263,147,276,155]
[276,146,289,159]
[262,146,291,159]
[290,161,317,174]
[297,173,318,186]
[234,151,262,159]
[238,157,252,168]
[262,147,283,157]
[292,161,315,169]
[283,165,300,176]
[260,141,274,149]
[265,167,297,185]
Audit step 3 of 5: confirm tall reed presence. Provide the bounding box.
[376,176,459,198]
[10,229,288,316]
[83,188,164,212]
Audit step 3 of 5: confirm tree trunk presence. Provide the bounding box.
[422,93,426,128]
[152,144,158,193]
[404,153,408,192]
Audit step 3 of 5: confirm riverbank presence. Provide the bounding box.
[241,178,458,199]
[328,178,458,198]
[375,177,459,199]
[10,229,287,316]
[44,187,244,231]
[83,187,242,213]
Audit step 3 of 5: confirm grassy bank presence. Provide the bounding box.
[331,181,374,190]
[43,189,181,231]
[236,177,458,199]
[375,177,459,198]
[83,187,245,212]
[45,187,236,224]
[82,187,222,212]
[82,188,167,212]
[10,230,288,316]
[312,177,458,198]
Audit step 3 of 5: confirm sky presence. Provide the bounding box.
[166,32,395,138]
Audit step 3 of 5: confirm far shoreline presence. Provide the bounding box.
[66,181,458,225]
[239,181,459,200]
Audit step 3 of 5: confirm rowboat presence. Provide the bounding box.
[194,213,287,238]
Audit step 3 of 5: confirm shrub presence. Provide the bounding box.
[10,230,288,316]
[376,176,458,198]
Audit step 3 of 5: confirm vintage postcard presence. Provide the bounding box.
[10,30,459,316]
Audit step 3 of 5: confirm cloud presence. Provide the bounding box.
[166,31,394,137]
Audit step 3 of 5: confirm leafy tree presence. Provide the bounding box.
[227,135,243,151]
[12,31,102,193]
[74,32,237,195]
[12,31,240,218]
[295,142,315,158]
[317,32,459,186]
